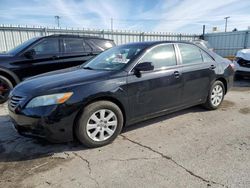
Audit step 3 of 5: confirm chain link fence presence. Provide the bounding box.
[0,25,200,53]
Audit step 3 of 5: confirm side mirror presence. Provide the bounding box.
[134,62,154,74]
[24,49,36,59]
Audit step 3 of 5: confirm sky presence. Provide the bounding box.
[0,0,250,34]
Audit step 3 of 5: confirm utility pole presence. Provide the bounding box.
[55,16,61,27]
[202,25,206,39]
[224,16,230,32]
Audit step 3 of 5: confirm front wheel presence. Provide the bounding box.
[75,101,124,148]
[203,80,225,110]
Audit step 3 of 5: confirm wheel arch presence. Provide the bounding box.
[0,68,20,86]
[216,77,228,94]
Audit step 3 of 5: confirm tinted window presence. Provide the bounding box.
[32,38,59,55]
[8,37,39,55]
[178,44,203,64]
[83,40,92,52]
[140,44,176,69]
[87,39,115,51]
[64,38,92,53]
[201,50,213,62]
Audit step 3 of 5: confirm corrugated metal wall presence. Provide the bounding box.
[204,31,250,57]
[0,25,199,53]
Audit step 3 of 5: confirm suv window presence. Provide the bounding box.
[140,44,176,70]
[64,38,92,53]
[178,43,203,64]
[201,50,214,62]
[87,39,115,51]
[32,38,59,55]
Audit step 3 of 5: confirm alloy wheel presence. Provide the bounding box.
[211,85,223,106]
[86,109,118,142]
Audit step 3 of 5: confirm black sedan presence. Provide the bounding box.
[8,41,235,148]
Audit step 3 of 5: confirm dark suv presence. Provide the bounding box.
[0,35,115,103]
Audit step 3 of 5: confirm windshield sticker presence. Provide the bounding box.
[112,54,130,64]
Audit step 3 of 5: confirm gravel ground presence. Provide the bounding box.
[0,80,250,188]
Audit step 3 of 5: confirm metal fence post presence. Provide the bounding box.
[179,34,182,41]
[244,31,249,49]
[41,27,47,36]
[101,30,105,38]
[140,32,145,42]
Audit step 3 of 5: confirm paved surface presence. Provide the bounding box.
[0,80,250,188]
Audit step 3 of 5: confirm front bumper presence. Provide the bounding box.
[235,70,250,77]
[9,104,80,143]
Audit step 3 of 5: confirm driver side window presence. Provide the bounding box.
[140,44,177,70]
[32,38,59,55]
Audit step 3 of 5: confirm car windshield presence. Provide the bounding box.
[7,37,39,55]
[83,44,146,71]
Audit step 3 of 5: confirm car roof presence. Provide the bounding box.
[43,34,114,41]
[121,40,199,47]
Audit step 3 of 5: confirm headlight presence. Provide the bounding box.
[26,92,73,108]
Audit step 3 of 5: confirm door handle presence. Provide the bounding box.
[174,71,180,78]
[210,64,216,69]
[52,55,60,60]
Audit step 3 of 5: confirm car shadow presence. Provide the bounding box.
[122,106,206,133]
[0,105,206,163]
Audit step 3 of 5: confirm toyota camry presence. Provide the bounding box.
[8,41,235,148]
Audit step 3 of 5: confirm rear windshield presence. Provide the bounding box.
[86,39,115,51]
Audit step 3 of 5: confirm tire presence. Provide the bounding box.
[0,75,13,104]
[75,100,124,148]
[203,80,225,110]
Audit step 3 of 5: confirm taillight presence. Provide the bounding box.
[229,63,235,70]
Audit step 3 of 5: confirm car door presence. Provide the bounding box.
[58,38,95,69]
[127,44,183,121]
[13,38,61,79]
[177,43,217,105]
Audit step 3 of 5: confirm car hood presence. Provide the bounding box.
[236,49,250,61]
[0,53,13,60]
[13,67,111,96]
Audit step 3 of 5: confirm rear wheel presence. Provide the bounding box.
[0,75,13,104]
[75,101,124,148]
[203,80,225,110]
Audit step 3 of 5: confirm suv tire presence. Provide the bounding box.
[0,75,13,104]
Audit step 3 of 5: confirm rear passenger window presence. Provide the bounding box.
[201,50,214,62]
[140,44,176,70]
[178,44,203,64]
[64,38,92,53]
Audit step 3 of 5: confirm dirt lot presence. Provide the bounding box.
[0,80,250,188]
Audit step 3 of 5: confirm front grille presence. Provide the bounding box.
[238,59,250,68]
[10,95,25,109]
